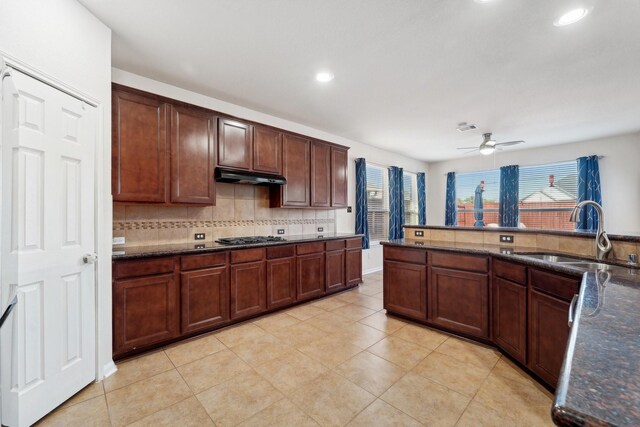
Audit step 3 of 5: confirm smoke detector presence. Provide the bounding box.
[456,122,477,132]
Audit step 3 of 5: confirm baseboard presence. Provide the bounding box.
[102,360,117,379]
[363,266,383,275]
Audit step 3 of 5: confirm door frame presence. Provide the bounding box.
[0,54,115,385]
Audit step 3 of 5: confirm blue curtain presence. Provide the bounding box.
[445,172,457,226]
[576,155,602,231]
[355,158,370,249]
[499,165,519,227]
[388,166,405,240]
[417,172,426,225]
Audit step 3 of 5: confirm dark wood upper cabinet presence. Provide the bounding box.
[217,117,252,170]
[493,276,527,364]
[113,272,179,357]
[112,88,168,203]
[180,266,228,334]
[331,147,348,208]
[253,126,282,174]
[170,106,216,204]
[271,134,310,207]
[383,259,427,320]
[429,266,489,339]
[311,141,331,207]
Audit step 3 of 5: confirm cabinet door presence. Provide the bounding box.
[230,261,266,319]
[429,267,489,339]
[113,273,179,356]
[331,146,348,207]
[383,260,427,320]
[180,266,229,334]
[266,257,296,309]
[346,248,362,286]
[493,277,527,364]
[528,289,570,387]
[311,141,331,207]
[276,134,310,207]
[253,126,282,174]
[326,250,346,292]
[296,253,325,301]
[217,118,252,170]
[112,88,168,202]
[170,105,216,204]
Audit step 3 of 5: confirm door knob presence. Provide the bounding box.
[83,253,98,264]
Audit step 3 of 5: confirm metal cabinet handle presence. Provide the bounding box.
[568,294,579,327]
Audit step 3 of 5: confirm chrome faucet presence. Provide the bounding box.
[569,200,612,260]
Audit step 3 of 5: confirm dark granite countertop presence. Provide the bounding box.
[112,233,363,260]
[382,239,640,427]
[401,225,640,243]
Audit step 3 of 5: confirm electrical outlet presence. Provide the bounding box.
[112,236,125,245]
[414,241,425,246]
[499,235,514,243]
[194,233,205,240]
[317,227,324,232]
[414,230,424,237]
[277,229,285,235]
[317,235,324,238]
[500,248,513,254]
[347,206,352,213]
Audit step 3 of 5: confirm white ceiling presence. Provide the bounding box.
[79,0,640,161]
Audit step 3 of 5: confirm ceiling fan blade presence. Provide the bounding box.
[463,148,479,154]
[495,140,524,147]
[457,146,479,150]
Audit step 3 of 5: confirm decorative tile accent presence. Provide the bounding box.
[114,218,335,231]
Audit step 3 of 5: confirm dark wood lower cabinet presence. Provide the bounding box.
[266,257,296,309]
[113,273,179,356]
[429,267,489,339]
[326,250,346,292]
[180,266,228,334]
[493,276,527,364]
[528,289,571,387]
[230,261,266,320]
[383,260,427,320]
[346,248,362,286]
[297,253,326,301]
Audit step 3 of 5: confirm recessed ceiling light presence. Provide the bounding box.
[315,72,334,83]
[554,8,589,26]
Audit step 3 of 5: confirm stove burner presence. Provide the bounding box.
[216,236,286,245]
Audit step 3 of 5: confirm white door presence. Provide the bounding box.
[0,67,97,427]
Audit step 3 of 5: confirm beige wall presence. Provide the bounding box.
[113,183,336,247]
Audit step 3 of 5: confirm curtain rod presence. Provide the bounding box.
[442,155,605,176]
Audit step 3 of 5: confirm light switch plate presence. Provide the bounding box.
[499,235,514,243]
[317,227,324,232]
[113,236,125,245]
[277,229,285,235]
[194,233,205,240]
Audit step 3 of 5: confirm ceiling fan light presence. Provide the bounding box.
[554,8,589,26]
[479,145,495,155]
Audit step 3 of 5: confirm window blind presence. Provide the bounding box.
[403,172,419,225]
[366,164,389,241]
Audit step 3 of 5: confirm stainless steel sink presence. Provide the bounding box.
[561,262,613,271]
[515,253,586,263]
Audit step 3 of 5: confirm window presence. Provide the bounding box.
[456,169,500,226]
[519,160,577,230]
[366,164,389,241]
[403,172,419,225]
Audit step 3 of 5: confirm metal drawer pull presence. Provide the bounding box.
[0,285,18,330]
[568,294,579,327]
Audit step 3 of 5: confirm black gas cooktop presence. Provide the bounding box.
[216,236,286,245]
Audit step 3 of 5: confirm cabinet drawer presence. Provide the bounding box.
[529,268,580,302]
[180,252,227,271]
[297,242,325,255]
[384,246,427,264]
[325,240,346,251]
[113,257,176,279]
[346,238,362,249]
[266,245,295,259]
[231,248,265,264]
[494,259,527,285]
[430,251,489,273]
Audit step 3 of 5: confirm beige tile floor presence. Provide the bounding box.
[36,271,554,427]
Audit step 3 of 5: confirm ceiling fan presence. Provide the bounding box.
[457,133,525,155]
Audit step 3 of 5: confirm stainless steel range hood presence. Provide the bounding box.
[214,167,287,185]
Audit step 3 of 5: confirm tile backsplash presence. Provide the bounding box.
[113,183,336,247]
